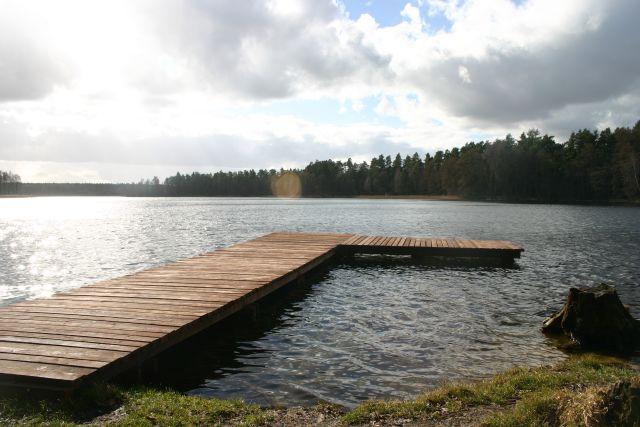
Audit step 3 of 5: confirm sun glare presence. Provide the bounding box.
[271,172,302,197]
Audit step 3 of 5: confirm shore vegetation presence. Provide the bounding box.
[1,354,637,426]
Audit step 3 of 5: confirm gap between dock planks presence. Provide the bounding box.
[0,232,522,390]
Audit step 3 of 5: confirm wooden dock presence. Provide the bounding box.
[341,234,523,258]
[0,232,522,390]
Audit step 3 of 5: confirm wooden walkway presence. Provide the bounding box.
[341,235,523,258]
[0,232,522,390]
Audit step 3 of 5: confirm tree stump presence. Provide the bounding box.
[542,284,640,354]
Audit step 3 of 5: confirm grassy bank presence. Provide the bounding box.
[0,354,637,426]
[344,354,638,426]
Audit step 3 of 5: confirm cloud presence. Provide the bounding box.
[134,0,392,99]
[401,0,640,125]
[0,114,420,179]
[457,65,471,84]
[0,0,639,181]
[0,1,70,101]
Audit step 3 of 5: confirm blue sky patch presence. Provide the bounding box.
[341,0,454,33]
[248,96,404,128]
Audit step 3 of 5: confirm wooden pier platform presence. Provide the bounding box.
[0,232,522,390]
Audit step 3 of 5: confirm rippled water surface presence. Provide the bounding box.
[1,197,639,407]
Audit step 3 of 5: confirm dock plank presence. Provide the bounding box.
[0,330,149,347]
[0,360,96,382]
[0,352,106,369]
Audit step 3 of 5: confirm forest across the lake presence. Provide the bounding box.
[2,122,639,202]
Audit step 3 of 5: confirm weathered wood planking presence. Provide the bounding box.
[0,232,522,390]
[341,234,523,258]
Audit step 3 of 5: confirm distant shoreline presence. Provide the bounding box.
[2,193,638,206]
[354,194,463,201]
[357,194,640,206]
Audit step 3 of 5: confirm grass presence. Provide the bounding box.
[485,377,640,427]
[0,354,636,426]
[116,389,272,426]
[342,354,638,425]
[0,385,271,426]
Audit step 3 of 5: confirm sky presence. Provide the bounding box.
[0,0,639,183]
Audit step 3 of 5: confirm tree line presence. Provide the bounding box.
[162,122,640,201]
[3,121,639,201]
[0,170,21,195]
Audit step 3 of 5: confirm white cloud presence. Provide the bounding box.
[458,65,471,84]
[351,99,365,112]
[135,0,391,100]
[375,95,397,116]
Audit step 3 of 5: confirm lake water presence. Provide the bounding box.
[1,197,639,407]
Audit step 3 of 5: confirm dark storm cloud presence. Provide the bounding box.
[413,0,640,125]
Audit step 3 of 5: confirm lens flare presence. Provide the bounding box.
[271,172,301,198]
